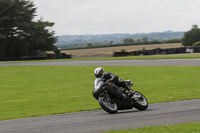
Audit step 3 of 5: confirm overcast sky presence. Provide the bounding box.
[32,0,200,35]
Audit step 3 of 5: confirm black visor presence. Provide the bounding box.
[95,73,102,78]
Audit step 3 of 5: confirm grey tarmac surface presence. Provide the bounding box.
[0,59,200,66]
[0,99,200,133]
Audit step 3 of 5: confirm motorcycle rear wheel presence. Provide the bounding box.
[132,91,148,110]
[98,94,118,114]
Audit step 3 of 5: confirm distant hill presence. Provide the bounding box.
[56,31,185,49]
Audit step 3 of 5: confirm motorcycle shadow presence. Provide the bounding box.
[117,109,155,114]
[99,109,155,115]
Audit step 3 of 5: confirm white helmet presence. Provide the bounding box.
[94,67,104,78]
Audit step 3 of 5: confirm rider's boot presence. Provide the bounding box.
[128,89,134,98]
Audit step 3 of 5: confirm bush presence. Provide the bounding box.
[193,41,200,47]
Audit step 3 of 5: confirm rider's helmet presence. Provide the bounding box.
[94,67,104,78]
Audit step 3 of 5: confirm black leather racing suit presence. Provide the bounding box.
[103,72,129,90]
[93,72,130,99]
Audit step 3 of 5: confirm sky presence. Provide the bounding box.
[32,0,200,35]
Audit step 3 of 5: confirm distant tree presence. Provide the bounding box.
[164,38,182,43]
[182,25,200,46]
[0,0,57,58]
[123,38,134,44]
[149,40,162,44]
[87,43,92,47]
[141,37,148,42]
[121,49,126,52]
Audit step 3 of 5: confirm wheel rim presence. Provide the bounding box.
[102,97,117,111]
[133,92,148,106]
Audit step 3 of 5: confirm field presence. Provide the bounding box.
[0,65,200,120]
[59,43,182,58]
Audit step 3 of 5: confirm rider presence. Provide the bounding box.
[93,67,133,99]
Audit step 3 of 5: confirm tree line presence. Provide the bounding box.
[56,37,182,50]
[60,25,200,50]
[0,0,57,59]
[56,25,200,50]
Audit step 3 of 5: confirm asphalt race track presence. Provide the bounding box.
[0,99,200,133]
[0,59,200,133]
[0,59,200,66]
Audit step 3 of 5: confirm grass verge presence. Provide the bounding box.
[102,122,200,133]
[0,66,199,120]
[0,54,200,64]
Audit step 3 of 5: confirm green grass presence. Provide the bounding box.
[0,66,200,120]
[103,122,200,133]
[0,54,200,64]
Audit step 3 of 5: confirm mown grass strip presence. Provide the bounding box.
[0,66,199,120]
[102,122,200,133]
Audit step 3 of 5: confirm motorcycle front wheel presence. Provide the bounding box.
[98,94,118,114]
[132,91,148,110]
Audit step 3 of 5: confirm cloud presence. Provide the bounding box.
[32,0,200,35]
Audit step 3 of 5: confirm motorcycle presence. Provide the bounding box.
[93,78,148,114]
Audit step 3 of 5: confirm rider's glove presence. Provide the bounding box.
[129,89,134,94]
[128,89,134,97]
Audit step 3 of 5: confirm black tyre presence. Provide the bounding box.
[132,91,148,110]
[98,94,118,114]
